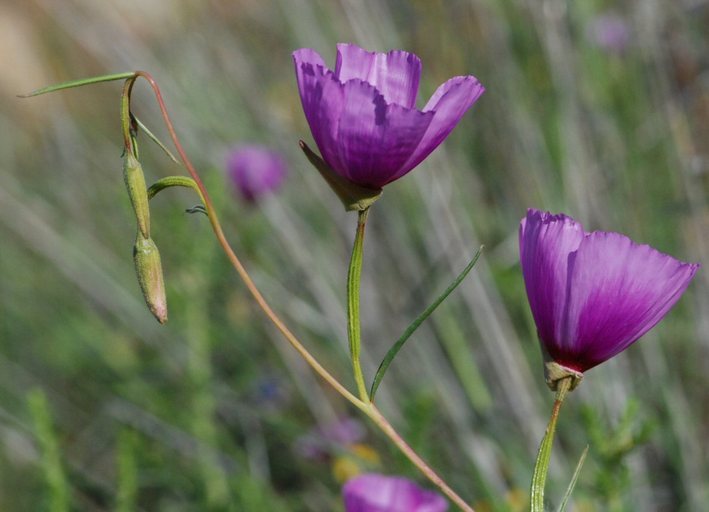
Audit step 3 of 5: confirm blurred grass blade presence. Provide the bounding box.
[27,389,70,512]
[134,116,181,165]
[116,430,138,512]
[557,445,589,512]
[369,246,483,400]
[18,72,136,97]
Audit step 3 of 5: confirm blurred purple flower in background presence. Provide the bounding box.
[519,209,699,373]
[587,12,630,54]
[343,473,448,512]
[293,43,484,189]
[295,417,366,461]
[226,145,287,202]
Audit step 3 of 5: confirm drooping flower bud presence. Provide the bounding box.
[123,153,151,239]
[133,233,167,324]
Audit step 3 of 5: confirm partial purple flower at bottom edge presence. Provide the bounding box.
[293,43,485,189]
[343,474,448,512]
[519,208,699,374]
[226,145,287,202]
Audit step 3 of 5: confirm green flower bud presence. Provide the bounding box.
[123,153,151,239]
[133,234,167,324]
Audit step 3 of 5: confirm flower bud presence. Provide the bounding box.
[133,234,167,324]
[123,153,151,239]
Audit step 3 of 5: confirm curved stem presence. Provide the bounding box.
[363,403,474,512]
[347,208,370,402]
[530,376,572,512]
[130,71,361,409]
[129,71,474,510]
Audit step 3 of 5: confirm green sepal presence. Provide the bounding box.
[299,140,382,211]
[369,246,483,400]
[543,360,583,392]
[133,234,167,324]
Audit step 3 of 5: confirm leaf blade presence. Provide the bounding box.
[18,72,137,97]
[369,246,483,400]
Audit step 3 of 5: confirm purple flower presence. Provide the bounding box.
[226,145,287,202]
[519,209,699,373]
[294,417,366,461]
[293,43,484,189]
[587,13,630,54]
[343,474,448,512]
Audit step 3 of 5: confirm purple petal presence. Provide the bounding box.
[519,209,585,353]
[293,49,347,174]
[396,76,484,178]
[335,43,422,109]
[293,48,327,92]
[343,474,448,512]
[559,232,699,370]
[335,79,433,188]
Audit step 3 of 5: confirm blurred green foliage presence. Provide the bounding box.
[1,0,707,510]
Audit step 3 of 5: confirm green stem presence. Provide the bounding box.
[115,71,473,510]
[347,208,370,402]
[147,176,204,203]
[531,377,573,512]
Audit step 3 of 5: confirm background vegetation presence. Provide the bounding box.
[1,0,707,510]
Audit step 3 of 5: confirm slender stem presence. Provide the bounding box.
[363,403,475,512]
[129,71,361,409]
[129,72,474,510]
[530,377,573,512]
[347,208,370,402]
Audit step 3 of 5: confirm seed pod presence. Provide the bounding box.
[133,233,167,324]
[123,153,151,239]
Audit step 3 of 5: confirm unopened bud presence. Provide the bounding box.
[133,234,167,324]
[123,153,151,239]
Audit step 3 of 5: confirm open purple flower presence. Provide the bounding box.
[519,209,699,375]
[343,474,448,512]
[226,145,287,202]
[293,43,484,189]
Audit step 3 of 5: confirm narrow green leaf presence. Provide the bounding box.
[369,246,483,400]
[557,445,589,512]
[134,116,181,165]
[18,72,136,97]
